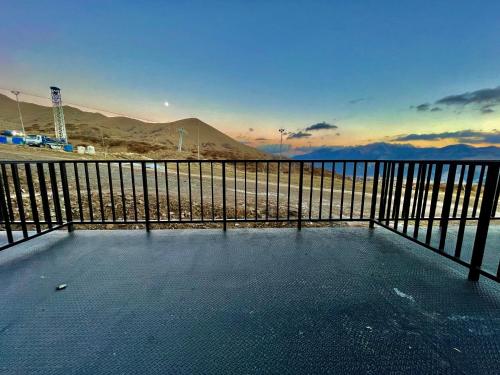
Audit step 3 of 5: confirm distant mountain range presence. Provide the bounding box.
[294,142,500,161]
[291,142,500,178]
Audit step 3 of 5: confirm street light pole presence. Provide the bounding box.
[278,128,286,159]
[11,91,26,137]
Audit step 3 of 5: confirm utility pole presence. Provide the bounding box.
[197,125,200,160]
[10,91,26,137]
[279,128,286,159]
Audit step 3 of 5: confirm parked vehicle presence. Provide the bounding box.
[25,134,44,147]
[25,134,65,149]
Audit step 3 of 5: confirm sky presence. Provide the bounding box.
[1,0,500,150]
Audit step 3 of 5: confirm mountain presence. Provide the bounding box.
[0,94,269,159]
[292,142,500,177]
[295,142,500,161]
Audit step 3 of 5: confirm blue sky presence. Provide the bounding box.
[1,0,499,147]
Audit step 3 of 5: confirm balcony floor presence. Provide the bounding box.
[0,227,499,374]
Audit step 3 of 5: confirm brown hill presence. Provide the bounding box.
[0,94,269,159]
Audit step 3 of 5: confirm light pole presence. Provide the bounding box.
[278,128,286,159]
[11,90,26,138]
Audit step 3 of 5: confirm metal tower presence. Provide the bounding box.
[50,86,67,143]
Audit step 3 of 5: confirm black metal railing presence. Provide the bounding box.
[0,159,499,281]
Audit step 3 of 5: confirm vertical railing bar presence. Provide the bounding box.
[130,162,138,222]
[188,162,193,220]
[211,162,215,221]
[453,164,465,218]
[413,163,427,239]
[309,162,314,220]
[287,161,291,221]
[350,162,356,219]
[319,162,324,220]
[74,163,84,222]
[244,162,247,220]
[468,164,499,281]
[360,162,367,219]
[266,162,269,220]
[1,164,15,221]
[378,162,389,221]
[410,164,422,219]
[492,173,500,217]
[255,162,258,221]
[392,162,404,229]
[421,164,432,218]
[455,164,475,258]
[95,163,105,222]
[329,162,335,219]
[130,162,138,221]
[0,173,4,226]
[37,164,52,229]
[385,162,395,225]
[298,161,304,230]
[141,162,150,231]
[154,162,160,222]
[200,161,204,221]
[0,166,13,243]
[401,162,415,234]
[48,163,63,225]
[11,164,28,238]
[108,162,116,222]
[340,162,346,219]
[369,162,380,228]
[222,161,227,231]
[234,162,237,220]
[164,162,171,222]
[24,163,41,234]
[276,161,281,220]
[425,163,443,245]
[472,165,485,218]
[176,162,181,221]
[438,163,457,250]
[119,162,127,222]
[59,162,73,231]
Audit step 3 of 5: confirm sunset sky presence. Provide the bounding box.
[1,1,499,149]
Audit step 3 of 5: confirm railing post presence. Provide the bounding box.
[59,162,74,232]
[378,162,388,222]
[401,162,415,234]
[222,161,227,231]
[0,166,13,244]
[438,163,456,250]
[369,162,380,228]
[11,164,28,238]
[37,163,52,229]
[425,163,443,245]
[468,163,499,281]
[24,163,41,234]
[48,163,63,225]
[141,162,150,232]
[297,161,304,230]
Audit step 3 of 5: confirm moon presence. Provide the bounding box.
[164,101,169,107]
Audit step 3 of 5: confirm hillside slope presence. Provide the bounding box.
[0,94,268,159]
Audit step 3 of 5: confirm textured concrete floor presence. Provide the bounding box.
[0,228,499,374]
